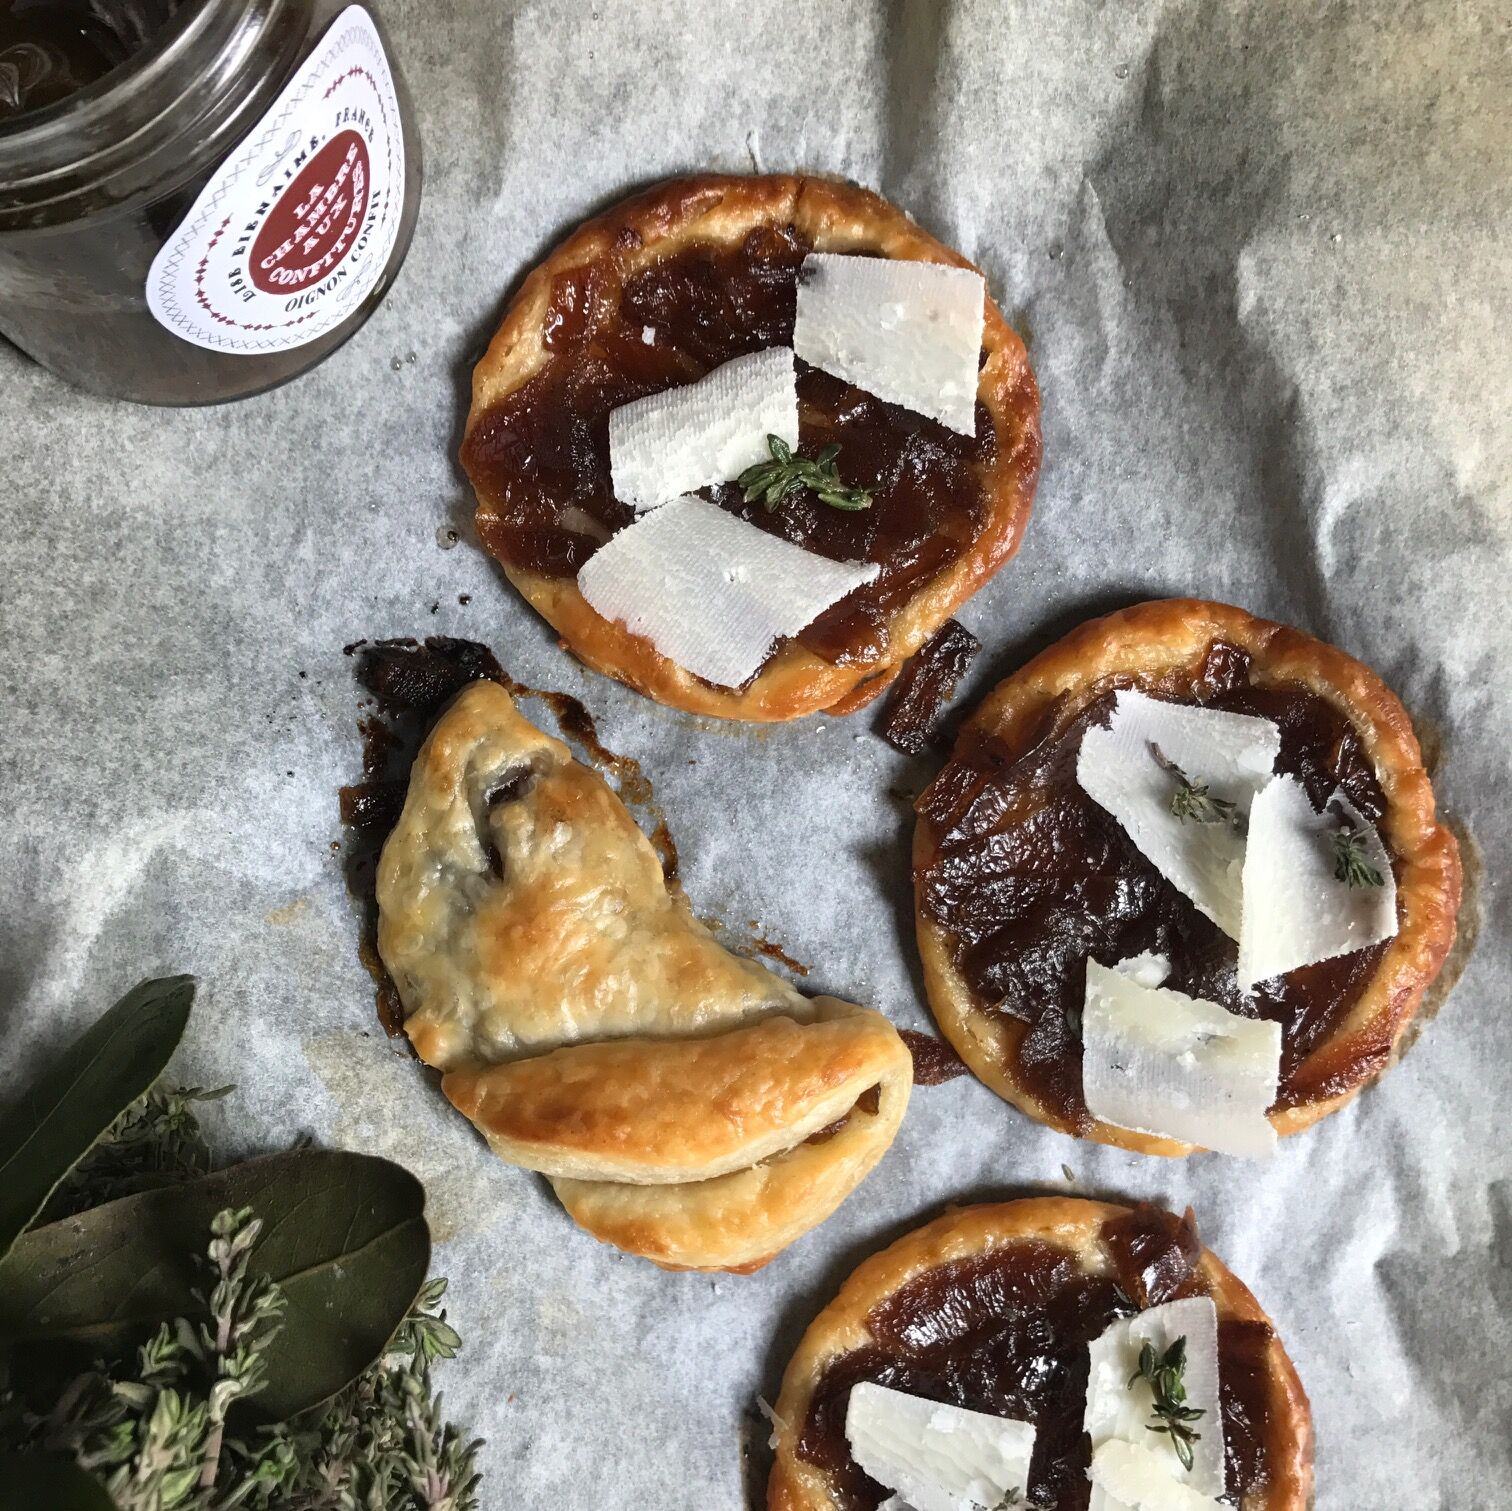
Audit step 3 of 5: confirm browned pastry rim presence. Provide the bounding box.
[767,1197,1314,1511]
[462,172,1041,721]
[913,597,1462,1155]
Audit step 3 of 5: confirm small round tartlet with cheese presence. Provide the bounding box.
[913,598,1462,1156]
[460,172,1041,721]
[767,1198,1312,1511]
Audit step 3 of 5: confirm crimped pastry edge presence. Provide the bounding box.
[912,597,1462,1156]
[462,171,1042,721]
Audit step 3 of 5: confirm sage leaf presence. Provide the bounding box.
[0,975,194,1263]
[0,1147,429,1421]
[0,1455,114,1510]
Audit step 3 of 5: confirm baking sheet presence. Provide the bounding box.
[1,1,1508,1506]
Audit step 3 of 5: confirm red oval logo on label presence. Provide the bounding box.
[248,129,370,296]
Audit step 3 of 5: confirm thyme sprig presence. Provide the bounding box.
[44,1083,231,1222]
[1328,802,1385,888]
[0,1087,483,1510]
[1149,743,1243,832]
[1129,1335,1206,1472]
[737,434,872,512]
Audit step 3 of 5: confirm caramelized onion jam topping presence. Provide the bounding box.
[797,1206,1279,1510]
[915,643,1396,1123]
[460,225,994,668]
[880,617,982,755]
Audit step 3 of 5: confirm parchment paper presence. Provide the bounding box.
[1,2,1507,1507]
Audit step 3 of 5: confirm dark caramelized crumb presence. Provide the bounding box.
[880,618,982,755]
[899,1028,971,1085]
[357,635,505,707]
[337,777,407,833]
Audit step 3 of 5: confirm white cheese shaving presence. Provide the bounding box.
[1113,951,1172,989]
[575,494,878,689]
[845,1383,1036,1511]
[1237,775,1398,991]
[792,253,985,435]
[1076,691,1281,939]
[1085,1297,1225,1505]
[1089,1441,1225,1511]
[1082,958,1282,1158]
[607,346,798,511]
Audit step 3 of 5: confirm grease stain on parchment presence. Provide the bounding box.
[532,1291,587,1340]
[265,896,310,927]
[302,1029,481,1243]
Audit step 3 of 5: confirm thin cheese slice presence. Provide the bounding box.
[608,346,798,511]
[1237,776,1398,991]
[575,494,878,688]
[1082,958,1281,1158]
[1076,691,1281,940]
[845,1383,1036,1511]
[1089,1441,1224,1511]
[793,253,985,435]
[1085,1298,1225,1505]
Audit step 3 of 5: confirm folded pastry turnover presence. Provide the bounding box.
[376,680,912,1270]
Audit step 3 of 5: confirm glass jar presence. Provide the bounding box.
[0,0,421,405]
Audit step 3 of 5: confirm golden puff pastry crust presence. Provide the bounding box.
[767,1197,1313,1511]
[913,598,1462,1155]
[460,172,1041,722]
[376,680,911,1271]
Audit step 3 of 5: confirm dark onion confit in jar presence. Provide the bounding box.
[0,0,420,404]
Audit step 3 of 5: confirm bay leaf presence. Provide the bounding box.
[0,975,194,1262]
[0,1147,430,1421]
[0,1455,114,1510]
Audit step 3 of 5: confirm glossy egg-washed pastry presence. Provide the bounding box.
[459,173,1041,721]
[376,680,912,1271]
[914,598,1461,1152]
[768,1198,1312,1510]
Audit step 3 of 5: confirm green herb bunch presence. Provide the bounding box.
[737,435,873,512]
[0,978,482,1511]
[43,1083,228,1221]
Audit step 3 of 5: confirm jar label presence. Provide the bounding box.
[146,5,406,355]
